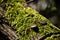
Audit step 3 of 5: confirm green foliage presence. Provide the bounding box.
[5,0,60,40]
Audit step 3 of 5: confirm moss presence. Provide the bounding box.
[4,0,60,40]
[45,34,60,40]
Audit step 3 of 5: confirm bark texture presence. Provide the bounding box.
[0,7,18,40]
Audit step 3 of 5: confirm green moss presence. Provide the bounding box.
[5,0,60,40]
[45,34,60,40]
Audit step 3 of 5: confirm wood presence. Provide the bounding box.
[0,7,18,40]
[0,20,18,40]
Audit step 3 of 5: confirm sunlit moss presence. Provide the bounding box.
[5,0,60,40]
[45,34,60,40]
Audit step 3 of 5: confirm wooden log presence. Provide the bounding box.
[0,20,18,40]
[0,7,18,40]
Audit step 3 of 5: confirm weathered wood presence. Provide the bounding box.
[0,7,18,40]
[0,21,18,40]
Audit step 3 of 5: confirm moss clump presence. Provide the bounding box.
[5,0,60,40]
[45,34,60,40]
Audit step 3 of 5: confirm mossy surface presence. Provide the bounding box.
[45,34,60,40]
[4,0,60,40]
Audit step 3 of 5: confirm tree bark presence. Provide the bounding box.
[0,19,18,40]
[0,7,18,40]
